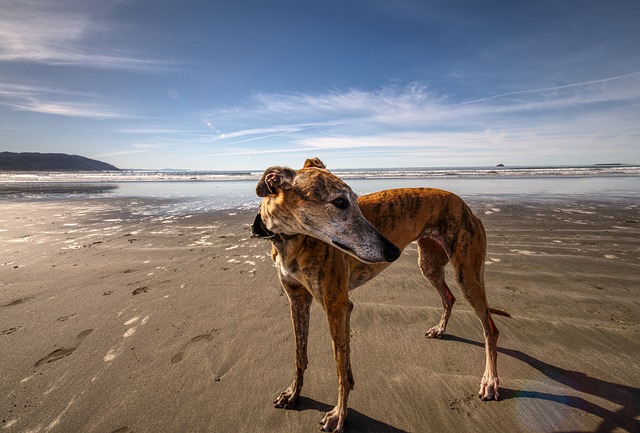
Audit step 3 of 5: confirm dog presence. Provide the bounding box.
[252,158,508,432]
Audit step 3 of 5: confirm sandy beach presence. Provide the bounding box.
[1,196,638,432]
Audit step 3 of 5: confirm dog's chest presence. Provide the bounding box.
[274,252,299,280]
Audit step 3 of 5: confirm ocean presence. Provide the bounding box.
[1,165,639,214]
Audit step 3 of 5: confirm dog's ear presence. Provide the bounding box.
[303,157,326,170]
[256,166,296,197]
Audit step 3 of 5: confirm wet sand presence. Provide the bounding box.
[1,197,639,432]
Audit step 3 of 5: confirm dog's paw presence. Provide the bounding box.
[425,324,445,339]
[478,374,499,400]
[274,385,298,409]
[319,406,345,433]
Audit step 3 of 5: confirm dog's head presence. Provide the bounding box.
[255,158,401,264]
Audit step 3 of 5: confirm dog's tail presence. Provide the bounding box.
[490,308,511,318]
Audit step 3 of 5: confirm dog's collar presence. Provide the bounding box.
[250,212,296,242]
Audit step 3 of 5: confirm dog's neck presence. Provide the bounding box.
[250,212,296,242]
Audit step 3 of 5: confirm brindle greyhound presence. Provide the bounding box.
[252,158,508,433]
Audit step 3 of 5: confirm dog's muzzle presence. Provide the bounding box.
[382,241,402,262]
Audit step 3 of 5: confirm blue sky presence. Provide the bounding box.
[1,0,639,170]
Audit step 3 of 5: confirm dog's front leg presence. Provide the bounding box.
[274,280,313,409]
[320,298,354,433]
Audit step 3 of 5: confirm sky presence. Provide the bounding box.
[1,0,639,170]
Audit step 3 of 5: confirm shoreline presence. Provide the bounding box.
[1,196,639,432]
[1,164,639,184]
[2,175,639,213]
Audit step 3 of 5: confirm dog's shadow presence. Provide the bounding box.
[293,396,409,433]
[444,335,640,433]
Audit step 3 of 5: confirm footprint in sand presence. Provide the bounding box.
[449,392,479,416]
[171,333,216,364]
[132,286,148,295]
[35,329,93,368]
[1,296,35,308]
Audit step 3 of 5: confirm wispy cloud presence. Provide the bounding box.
[216,122,347,145]
[210,73,640,140]
[0,0,172,72]
[200,74,640,166]
[12,101,128,119]
[0,81,134,119]
[204,83,445,148]
[244,82,445,125]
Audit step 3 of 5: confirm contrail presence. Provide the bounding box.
[454,71,640,106]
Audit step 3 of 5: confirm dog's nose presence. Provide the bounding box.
[384,242,402,262]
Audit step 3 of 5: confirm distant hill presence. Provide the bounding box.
[0,152,120,172]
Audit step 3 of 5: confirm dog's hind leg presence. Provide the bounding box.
[453,255,500,401]
[418,237,455,339]
[274,279,313,409]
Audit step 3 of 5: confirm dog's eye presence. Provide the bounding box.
[332,197,349,210]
